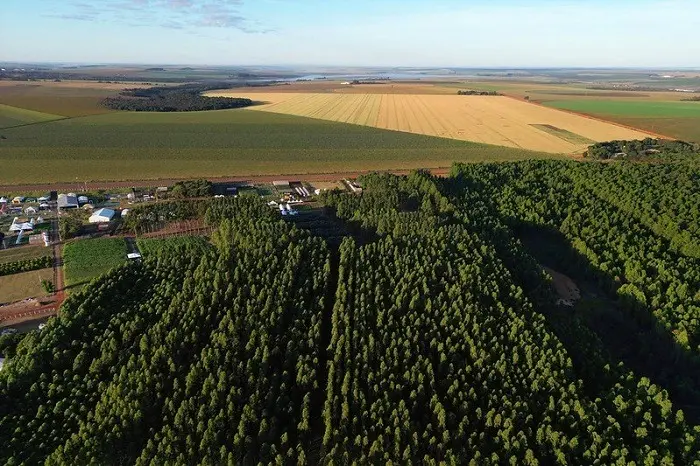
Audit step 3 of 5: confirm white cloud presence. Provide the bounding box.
[48,0,268,33]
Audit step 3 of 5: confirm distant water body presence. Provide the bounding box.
[287,72,472,81]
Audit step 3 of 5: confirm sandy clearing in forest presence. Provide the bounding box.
[544,267,581,306]
[208,91,654,153]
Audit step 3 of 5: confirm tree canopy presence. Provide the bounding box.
[2,167,699,464]
[101,84,253,112]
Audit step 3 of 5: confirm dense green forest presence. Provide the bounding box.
[2,164,700,464]
[101,84,253,112]
[585,138,699,160]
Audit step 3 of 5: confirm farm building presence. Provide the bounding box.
[39,203,50,210]
[12,196,25,205]
[89,208,115,224]
[37,195,49,202]
[344,179,363,193]
[57,194,79,209]
[28,232,50,246]
[25,206,37,215]
[78,195,89,205]
[290,182,310,198]
[0,197,7,204]
[212,183,238,196]
[121,208,129,217]
[273,180,294,194]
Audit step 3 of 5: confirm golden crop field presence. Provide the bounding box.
[210,91,653,153]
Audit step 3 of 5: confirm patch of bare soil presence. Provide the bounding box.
[544,266,581,307]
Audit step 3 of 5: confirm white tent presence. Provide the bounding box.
[9,217,34,232]
[89,208,115,224]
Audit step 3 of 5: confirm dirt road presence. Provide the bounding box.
[0,168,451,192]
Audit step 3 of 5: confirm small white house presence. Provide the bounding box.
[121,208,129,217]
[89,208,115,224]
[0,197,7,204]
[25,206,37,215]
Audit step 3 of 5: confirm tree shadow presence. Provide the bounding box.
[515,222,700,423]
[284,205,379,248]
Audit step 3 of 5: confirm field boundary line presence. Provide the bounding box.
[0,116,72,130]
[0,167,461,191]
[503,95,671,140]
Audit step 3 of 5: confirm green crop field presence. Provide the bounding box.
[547,100,700,117]
[0,109,556,185]
[63,238,127,289]
[546,99,700,142]
[0,104,65,129]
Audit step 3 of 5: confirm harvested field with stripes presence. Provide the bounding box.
[211,92,652,153]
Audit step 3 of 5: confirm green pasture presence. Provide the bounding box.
[547,100,700,118]
[545,100,700,142]
[0,109,555,185]
[0,104,65,129]
[63,237,127,289]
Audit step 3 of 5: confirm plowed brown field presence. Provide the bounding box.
[209,91,653,153]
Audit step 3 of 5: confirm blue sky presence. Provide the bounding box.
[1,0,699,67]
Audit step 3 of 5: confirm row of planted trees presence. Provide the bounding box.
[322,171,699,464]
[0,197,329,465]
[1,172,699,464]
